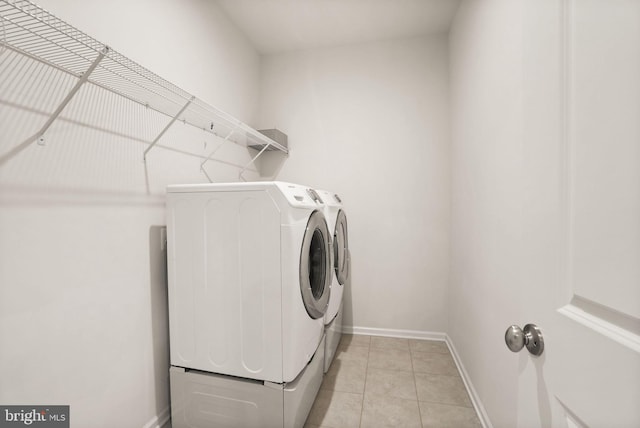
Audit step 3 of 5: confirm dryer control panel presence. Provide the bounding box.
[315,189,342,207]
[274,182,324,208]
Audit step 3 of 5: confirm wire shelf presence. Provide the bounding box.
[0,0,288,156]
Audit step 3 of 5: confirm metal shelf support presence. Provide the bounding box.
[200,127,239,183]
[35,46,108,145]
[238,141,272,181]
[200,127,236,167]
[143,96,195,161]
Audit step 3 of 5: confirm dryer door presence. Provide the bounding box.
[334,210,349,285]
[300,211,332,319]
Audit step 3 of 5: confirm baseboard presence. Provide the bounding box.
[342,325,492,428]
[445,335,493,428]
[142,407,171,428]
[342,325,446,341]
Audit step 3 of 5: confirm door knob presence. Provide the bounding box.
[504,324,544,356]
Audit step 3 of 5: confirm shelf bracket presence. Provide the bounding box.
[35,46,108,145]
[143,95,195,161]
[199,126,239,182]
[238,141,271,181]
[200,165,214,183]
[199,141,225,183]
[200,127,237,167]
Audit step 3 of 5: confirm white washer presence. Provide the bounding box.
[316,190,350,372]
[166,181,332,383]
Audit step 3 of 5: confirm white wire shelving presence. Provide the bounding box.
[0,0,287,177]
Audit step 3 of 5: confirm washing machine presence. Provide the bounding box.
[167,181,331,382]
[166,182,332,428]
[316,190,350,373]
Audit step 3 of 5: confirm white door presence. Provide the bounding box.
[516,0,640,426]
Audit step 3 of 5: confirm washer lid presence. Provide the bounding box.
[334,210,349,285]
[300,210,332,319]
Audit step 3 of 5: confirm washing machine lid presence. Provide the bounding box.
[300,210,332,319]
[334,209,349,285]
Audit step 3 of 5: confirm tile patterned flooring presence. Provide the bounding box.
[305,334,482,428]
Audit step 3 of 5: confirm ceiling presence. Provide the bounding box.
[214,0,461,55]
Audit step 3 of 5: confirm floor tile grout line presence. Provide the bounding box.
[408,343,425,428]
[366,336,424,427]
[418,399,477,410]
[418,397,476,409]
[357,337,371,428]
[415,370,468,379]
[366,366,415,374]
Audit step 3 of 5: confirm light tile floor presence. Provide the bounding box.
[305,334,482,428]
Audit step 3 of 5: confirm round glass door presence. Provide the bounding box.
[299,211,331,319]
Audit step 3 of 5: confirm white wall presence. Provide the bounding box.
[448,1,523,427]
[32,0,261,121]
[0,1,261,427]
[257,36,451,333]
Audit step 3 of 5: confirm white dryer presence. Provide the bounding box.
[316,190,350,372]
[166,182,332,383]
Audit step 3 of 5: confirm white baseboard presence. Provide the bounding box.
[445,335,493,428]
[142,407,171,428]
[342,325,492,428]
[342,325,446,341]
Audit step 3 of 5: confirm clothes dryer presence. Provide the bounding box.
[316,190,350,372]
[166,182,332,383]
